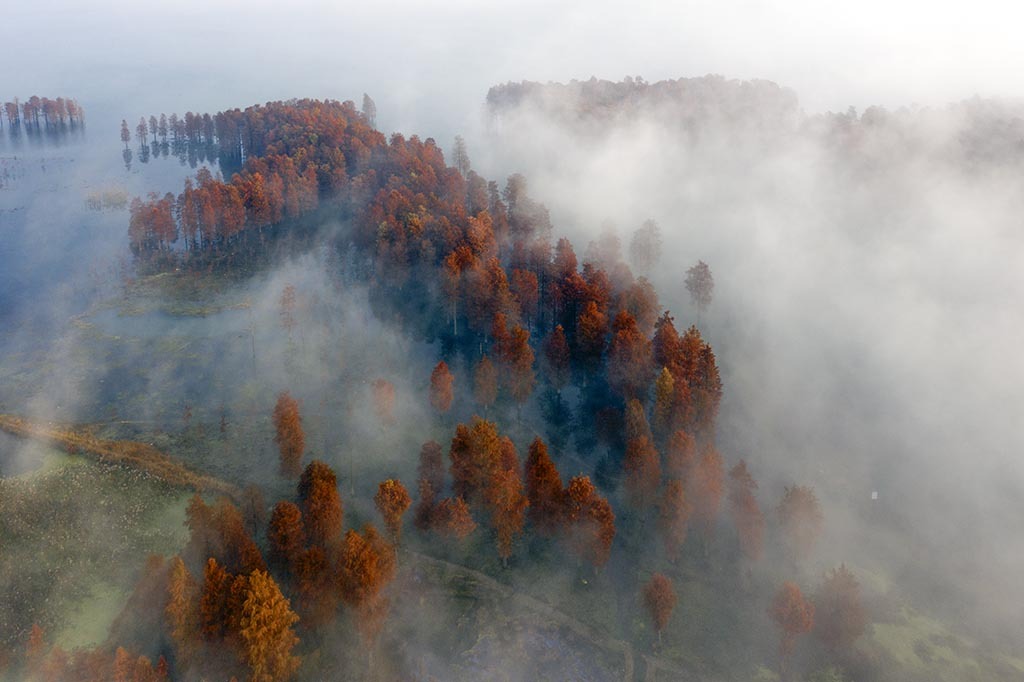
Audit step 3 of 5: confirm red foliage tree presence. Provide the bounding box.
[490,312,513,367]
[296,460,343,553]
[642,573,677,644]
[564,476,616,570]
[524,437,565,537]
[303,477,343,552]
[267,501,306,571]
[337,525,397,647]
[375,479,412,544]
[184,496,265,575]
[431,497,478,540]
[216,499,266,575]
[273,392,304,478]
[769,582,814,670]
[294,545,337,627]
[429,361,455,414]
[449,417,503,508]
[113,647,133,682]
[468,258,516,334]
[488,466,528,566]
[442,246,476,334]
[199,558,233,640]
[506,325,536,408]
[553,237,578,281]
[575,301,607,372]
[298,460,338,504]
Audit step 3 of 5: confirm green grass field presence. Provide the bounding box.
[0,448,192,653]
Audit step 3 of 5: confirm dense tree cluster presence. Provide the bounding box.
[139,458,405,679]
[127,99,380,261]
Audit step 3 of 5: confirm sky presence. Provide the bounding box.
[5,0,1024,141]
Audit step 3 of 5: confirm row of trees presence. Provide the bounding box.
[2,96,84,130]
[120,112,215,149]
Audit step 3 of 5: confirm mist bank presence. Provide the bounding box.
[474,75,1024,643]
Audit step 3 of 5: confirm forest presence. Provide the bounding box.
[1,60,1022,682]
[0,94,879,682]
[5,0,1024,678]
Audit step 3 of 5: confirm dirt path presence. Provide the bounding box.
[0,413,241,500]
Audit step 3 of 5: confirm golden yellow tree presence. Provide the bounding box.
[239,570,301,682]
[165,556,200,666]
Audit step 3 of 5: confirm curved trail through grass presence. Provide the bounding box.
[0,413,241,500]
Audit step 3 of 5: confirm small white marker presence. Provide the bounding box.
[871,491,878,500]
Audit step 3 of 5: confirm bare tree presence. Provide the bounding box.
[452,135,471,176]
[362,93,377,129]
[630,219,662,272]
[685,260,714,320]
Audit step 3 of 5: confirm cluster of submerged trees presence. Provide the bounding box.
[0,97,871,680]
[2,96,84,131]
[119,109,242,169]
[1,96,84,146]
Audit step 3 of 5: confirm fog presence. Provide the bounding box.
[474,81,1024,645]
[6,0,1024,134]
[2,0,1024,678]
